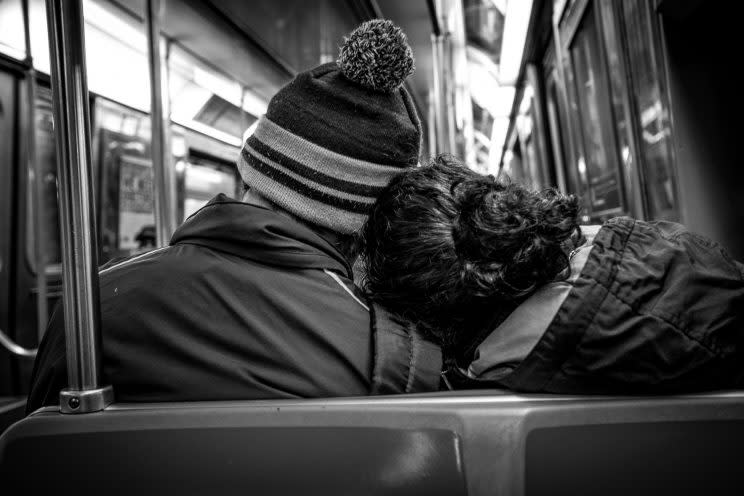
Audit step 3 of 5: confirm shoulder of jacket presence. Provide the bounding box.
[322,269,369,312]
[99,246,172,276]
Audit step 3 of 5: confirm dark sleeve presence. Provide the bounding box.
[26,302,68,414]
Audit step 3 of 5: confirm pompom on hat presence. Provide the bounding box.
[238,19,422,235]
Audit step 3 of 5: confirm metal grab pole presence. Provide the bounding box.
[146,0,175,245]
[45,0,113,413]
[431,33,447,154]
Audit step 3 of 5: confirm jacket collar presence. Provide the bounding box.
[170,194,352,277]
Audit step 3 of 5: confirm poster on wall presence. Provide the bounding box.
[118,156,155,251]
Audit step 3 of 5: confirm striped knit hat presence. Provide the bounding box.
[238,19,422,234]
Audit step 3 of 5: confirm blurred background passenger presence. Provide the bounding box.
[363,155,744,394]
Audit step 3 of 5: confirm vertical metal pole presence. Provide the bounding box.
[22,0,49,340]
[431,34,448,154]
[442,33,457,154]
[146,0,175,245]
[45,0,113,413]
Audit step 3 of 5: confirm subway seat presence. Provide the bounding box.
[1,390,743,495]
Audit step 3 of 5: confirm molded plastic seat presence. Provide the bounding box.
[0,397,25,436]
[2,391,744,495]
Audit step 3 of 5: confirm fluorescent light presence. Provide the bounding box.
[243,119,260,143]
[518,85,534,114]
[83,0,147,50]
[193,66,242,108]
[488,116,510,171]
[467,52,515,116]
[241,90,268,118]
[490,0,508,14]
[499,0,534,85]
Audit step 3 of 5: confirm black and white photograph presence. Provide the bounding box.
[0,0,742,494]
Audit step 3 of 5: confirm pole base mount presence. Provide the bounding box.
[60,385,114,414]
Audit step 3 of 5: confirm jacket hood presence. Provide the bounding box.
[170,194,352,276]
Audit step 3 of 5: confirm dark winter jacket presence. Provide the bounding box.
[27,195,441,412]
[464,217,744,394]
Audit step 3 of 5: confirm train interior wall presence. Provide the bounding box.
[661,3,744,260]
[0,69,18,395]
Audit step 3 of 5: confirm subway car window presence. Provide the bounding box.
[463,0,504,63]
[472,99,495,168]
[0,0,26,60]
[27,0,150,111]
[96,99,153,263]
[621,0,679,221]
[181,159,238,221]
[597,0,638,218]
[568,4,623,217]
[544,72,568,193]
[82,0,151,112]
[560,37,590,220]
[27,0,50,73]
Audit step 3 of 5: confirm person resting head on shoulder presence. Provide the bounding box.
[362,154,744,395]
[27,19,442,413]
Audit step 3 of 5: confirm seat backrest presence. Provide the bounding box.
[2,391,744,496]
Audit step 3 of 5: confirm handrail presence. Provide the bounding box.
[0,328,37,359]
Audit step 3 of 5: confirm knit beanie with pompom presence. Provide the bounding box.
[237,19,422,234]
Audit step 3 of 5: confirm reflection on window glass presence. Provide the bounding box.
[117,156,154,251]
[562,48,591,218]
[523,134,540,191]
[0,0,26,60]
[463,0,505,64]
[545,74,568,191]
[28,0,50,73]
[471,99,495,171]
[622,0,678,221]
[570,5,622,214]
[599,1,635,215]
[83,0,150,111]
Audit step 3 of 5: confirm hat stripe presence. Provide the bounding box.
[240,162,368,235]
[240,149,372,214]
[252,116,406,183]
[245,138,385,198]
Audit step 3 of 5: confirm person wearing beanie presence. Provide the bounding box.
[239,18,423,236]
[27,19,442,411]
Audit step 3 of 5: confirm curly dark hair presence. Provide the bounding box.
[362,155,581,352]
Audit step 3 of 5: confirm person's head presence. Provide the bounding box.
[236,19,422,261]
[362,155,581,350]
